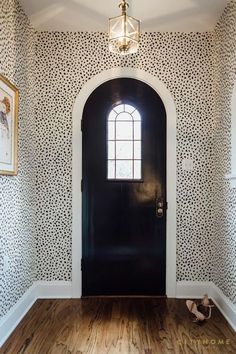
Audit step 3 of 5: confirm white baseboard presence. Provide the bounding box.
[0,283,37,348]
[176,281,212,299]
[36,281,72,299]
[176,281,236,332]
[0,281,72,348]
[210,283,236,332]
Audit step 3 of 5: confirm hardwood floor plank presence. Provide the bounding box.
[1,299,235,354]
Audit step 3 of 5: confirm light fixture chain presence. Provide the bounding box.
[119,0,129,15]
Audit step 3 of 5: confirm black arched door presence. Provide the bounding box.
[82,78,166,296]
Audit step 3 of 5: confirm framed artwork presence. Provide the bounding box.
[0,74,19,175]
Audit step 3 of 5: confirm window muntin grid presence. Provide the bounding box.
[107,104,142,180]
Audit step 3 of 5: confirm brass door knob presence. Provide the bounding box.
[156,198,164,218]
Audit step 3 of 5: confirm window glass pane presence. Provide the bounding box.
[116,121,133,140]
[134,121,141,140]
[108,141,115,159]
[134,141,141,159]
[116,160,133,179]
[134,160,141,179]
[108,121,115,140]
[108,160,115,179]
[132,110,141,121]
[125,104,135,114]
[108,110,117,121]
[107,103,142,180]
[116,141,133,159]
[114,104,124,114]
[116,112,132,121]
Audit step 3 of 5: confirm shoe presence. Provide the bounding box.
[186,300,206,322]
[201,294,210,307]
[199,294,214,319]
[197,303,212,319]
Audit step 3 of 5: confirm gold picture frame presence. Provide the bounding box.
[0,74,19,175]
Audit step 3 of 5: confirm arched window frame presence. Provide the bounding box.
[226,82,236,188]
[107,103,142,180]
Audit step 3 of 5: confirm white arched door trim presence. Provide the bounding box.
[72,68,177,298]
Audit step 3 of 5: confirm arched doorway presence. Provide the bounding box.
[82,78,166,296]
[72,68,177,298]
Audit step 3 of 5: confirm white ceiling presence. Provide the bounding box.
[20,0,229,32]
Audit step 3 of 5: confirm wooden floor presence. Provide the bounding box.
[1,298,235,354]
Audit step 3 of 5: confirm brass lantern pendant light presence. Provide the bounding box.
[109,0,141,55]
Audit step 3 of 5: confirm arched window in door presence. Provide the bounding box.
[107,103,142,180]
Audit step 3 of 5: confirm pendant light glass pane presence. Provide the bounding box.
[109,13,140,55]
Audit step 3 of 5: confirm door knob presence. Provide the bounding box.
[156,198,165,218]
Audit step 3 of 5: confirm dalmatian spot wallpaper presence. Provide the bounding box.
[213,0,236,305]
[0,0,36,317]
[35,30,215,283]
[0,0,235,319]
